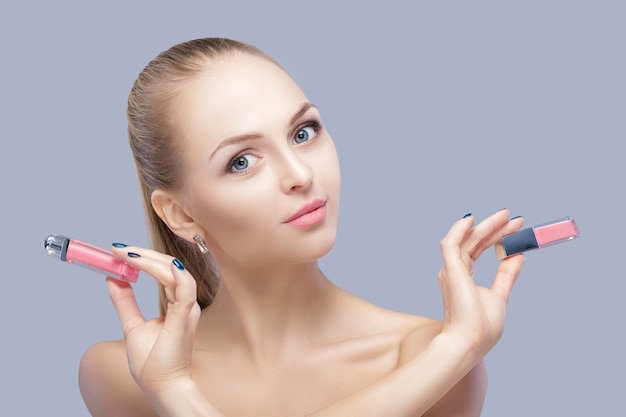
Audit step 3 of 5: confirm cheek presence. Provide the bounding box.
[186,139,341,262]
[189,182,278,255]
[319,139,341,197]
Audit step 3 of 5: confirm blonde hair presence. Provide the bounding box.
[127,38,270,315]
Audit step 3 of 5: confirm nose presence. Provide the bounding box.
[277,149,313,193]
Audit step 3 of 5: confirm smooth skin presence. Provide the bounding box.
[79,54,524,417]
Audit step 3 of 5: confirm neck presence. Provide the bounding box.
[196,260,338,360]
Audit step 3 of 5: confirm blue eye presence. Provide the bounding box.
[230,154,259,173]
[232,156,248,170]
[294,126,315,144]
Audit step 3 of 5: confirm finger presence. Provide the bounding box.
[460,209,509,257]
[111,245,177,300]
[107,277,147,337]
[161,259,201,342]
[439,214,475,281]
[464,211,525,261]
[472,216,524,261]
[490,253,524,304]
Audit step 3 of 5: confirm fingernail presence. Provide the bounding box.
[128,252,141,258]
[462,213,472,219]
[173,258,185,270]
[510,215,522,220]
[112,243,128,248]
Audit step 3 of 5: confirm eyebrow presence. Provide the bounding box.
[290,102,316,125]
[209,102,317,161]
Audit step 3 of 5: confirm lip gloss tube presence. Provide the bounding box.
[495,216,580,260]
[44,234,139,282]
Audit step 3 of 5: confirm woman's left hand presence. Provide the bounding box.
[107,247,202,398]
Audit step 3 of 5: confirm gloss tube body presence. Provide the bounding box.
[45,234,139,282]
[495,217,580,260]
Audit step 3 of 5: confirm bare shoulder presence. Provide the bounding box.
[333,287,442,357]
[342,295,487,416]
[381,309,488,416]
[395,312,443,366]
[381,310,488,416]
[79,339,156,417]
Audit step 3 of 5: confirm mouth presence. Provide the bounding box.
[284,198,327,226]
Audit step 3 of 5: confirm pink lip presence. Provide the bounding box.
[284,198,327,227]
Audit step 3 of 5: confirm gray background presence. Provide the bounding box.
[1,0,623,415]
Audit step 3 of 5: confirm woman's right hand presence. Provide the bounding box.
[436,209,525,357]
[308,210,526,417]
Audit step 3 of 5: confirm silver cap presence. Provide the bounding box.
[44,234,69,261]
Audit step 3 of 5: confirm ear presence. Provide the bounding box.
[151,189,198,242]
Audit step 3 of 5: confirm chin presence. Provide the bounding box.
[307,236,336,262]
[278,226,338,265]
[303,226,338,262]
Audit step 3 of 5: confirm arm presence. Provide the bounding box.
[422,360,488,417]
[309,210,523,417]
[95,210,521,417]
[307,335,483,417]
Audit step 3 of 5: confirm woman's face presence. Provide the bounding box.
[173,53,341,268]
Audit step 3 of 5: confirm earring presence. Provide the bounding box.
[193,234,209,254]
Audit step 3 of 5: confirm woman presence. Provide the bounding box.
[78,37,524,417]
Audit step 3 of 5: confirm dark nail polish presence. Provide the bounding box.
[173,258,185,270]
[510,215,522,220]
[112,243,128,248]
[462,213,472,219]
[128,252,141,258]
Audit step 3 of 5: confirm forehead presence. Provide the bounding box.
[174,53,308,143]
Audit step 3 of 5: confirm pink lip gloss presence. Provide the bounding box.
[494,216,580,260]
[44,234,139,282]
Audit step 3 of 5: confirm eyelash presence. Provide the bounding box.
[295,120,322,143]
[226,152,260,175]
[225,119,323,175]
